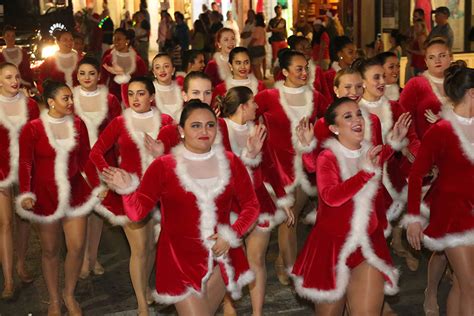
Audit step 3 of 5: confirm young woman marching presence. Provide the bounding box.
[405,62,474,316]
[88,77,173,315]
[103,100,260,316]
[216,87,294,315]
[0,63,39,299]
[16,80,102,315]
[72,56,122,279]
[376,52,401,101]
[204,28,236,87]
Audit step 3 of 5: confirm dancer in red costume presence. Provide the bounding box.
[212,47,266,107]
[71,57,122,280]
[405,62,474,316]
[101,28,148,103]
[0,26,34,89]
[377,52,401,101]
[103,100,259,315]
[0,63,39,299]
[150,53,184,122]
[204,28,236,87]
[254,50,328,285]
[37,30,80,90]
[290,97,400,316]
[89,77,173,315]
[216,87,294,316]
[16,80,102,316]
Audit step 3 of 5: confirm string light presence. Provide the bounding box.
[98,16,110,28]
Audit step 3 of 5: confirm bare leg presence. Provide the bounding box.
[222,294,236,316]
[205,265,227,314]
[447,274,461,316]
[62,216,87,316]
[346,261,385,316]
[315,298,346,316]
[15,214,34,282]
[81,213,104,278]
[391,226,419,271]
[145,218,157,304]
[252,63,263,81]
[36,222,62,315]
[175,294,212,316]
[123,219,154,315]
[444,245,474,316]
[0,189,14,296]
[262,55,267,79]
[424,251,447,316]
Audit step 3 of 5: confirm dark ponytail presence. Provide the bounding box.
[351,57,383,79]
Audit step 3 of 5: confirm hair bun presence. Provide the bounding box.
[444,60,467,81]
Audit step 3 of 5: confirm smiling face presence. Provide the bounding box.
[77,63,99,91]
[334,73,364,102]
[382,56,400,85]
[113,32,129,52]
[152,56,175,85]
[127,81,153,113]
[189,54,205,72]
[182,78,213,105]
[0,65,21,97]
[179,108,217,153]
[338,43,356,68]
[217,30,236,55]
[57,32,73,53]
[242,96,258,121]
[283,55,309,88]
[329,101,365,147]
[48,87,74,117]
[425,43,452,78]
[230,52,251,80]
[4,30,16,48]
[363,65,386,100]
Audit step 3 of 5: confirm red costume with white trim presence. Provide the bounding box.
[402,108,474,250]
[89,108,173,225]
[16,112,101,222]
[0,94,39,188]
[290,139,399,302]
[323,62,342,102]
[153,81,184,122]
[0,47,34,87]
[100,49,148,102]
[121,143,259,304]
[212,74,266,107]
[399,72,448,139]
[254,81,328,195]
[37,51,80,90]
[204,53,232,87]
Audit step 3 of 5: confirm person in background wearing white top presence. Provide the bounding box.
[223,11,240,46]
[240,9,256,48]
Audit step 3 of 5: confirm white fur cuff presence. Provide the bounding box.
[115,173,140,195]
[276,194,295,209]
[386,132,409,151]
[15,192,37,212]
[240,148,262,167]
[400,214,428,229]
[295,138,317,154]
[217,224,241,248]
[113,74,131,84]
[360,160,382,177]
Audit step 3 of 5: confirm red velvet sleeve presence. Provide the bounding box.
[229,155,260,237]
[398,79,419,123]
[27,99,40,120]
[18,122,37,193]
[90,118,121,172]
[204,60,219,87]
[77,119,91,171]
[315,66,332,102]
[260,140,287,198]
[407,126,440,216]
[122,158,165,222]
[257,81,266,93]
[324,69,336,101]
[158,124,180,154]
[254,90,270,118]
[108,94,122,119]
[314,89,330,119]
[134,56,148,76]
[212,82,226,108]
[316,150,376,207]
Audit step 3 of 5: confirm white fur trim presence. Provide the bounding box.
[54,50,78,88]
[111,49,137,78]
[152,288,202,305]
[153,81,183,121]
[386,132,409,152]
[384,223,393,238]
[400,214,428,229]
[224,74,259,95]
[94,203,130,226]
[291,138,399,302]
[307,60,316,91]
[113,74,131,84]
[359,96,393,141]
[441,108,474,164]
[72,85,109,146]
[115,173,140,195]
[420,201,431,218]
[422,72,449,107]
[123,108,162,174]
[295,138,317,154]
[217,224,241,248]
[2,47,23,66]
[0,94,28,188]
[386,185,408,222]
[361,109,372,143]
[276,194,295,209]
[303,211,317,225]
[423,229,474,251]
[66,185,103,218]
[213,52,232,81]
[275,81,316,196]
[240,149,262,167]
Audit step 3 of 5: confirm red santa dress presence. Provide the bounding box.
[0,47,35,87]
[37,50,80,90]
[153,81,184,122]
[212,74,266,107]
[204,52,232,87]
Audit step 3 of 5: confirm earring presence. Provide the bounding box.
[339,56,343,60]
[334,131,339,135]
[51,105,55,109]
[180,134,184,139]
[362,84,367,89]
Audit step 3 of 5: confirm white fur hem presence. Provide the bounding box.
[423,230,474,251]
[386,132,409,152]
[94,204,130,226]
[295,138,317,154]
[400,214,428,228]
[15,192,64,223]
[360,160,382,177]
[113,74,131,84]
[230,270,255,300]
[66,185,104,218]
[256,209,288,232]
[303,211,317,225]
[240,148,262,167]
[217,224,241,248]
[115,173,140,195]
[276,194,295,209]
[152,288,201,305]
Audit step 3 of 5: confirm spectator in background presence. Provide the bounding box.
[158,10,173,52]
[100,9,114,57]
[173,12,190,53]
[389,29,404,60]
[311,19,330,70]
[73,33,85,56]
[223,11,240,46]
[211,2,223,21]
[120,10,133,30]
[248,13,267,80]
[415,0,432,33]
[407,19,428,75]
[267,4,287,69]
[428,6,454,49]
[292,15,312,39]
[240,9,256,48]
[140,1,150,22]
[134,11,151,68]
[210,11,224,53]
[191,19,207,51]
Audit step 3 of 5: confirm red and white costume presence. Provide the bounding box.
[89,108,173,225]
[254,81,328,195]
[290,139,399,302]
[401,108,474,250]
[384,84,400,101]
[218,118,292,230]
[399,72,448,139]
[153,81,184,122]
[16,112,102,222]
[121,143,259,303]
[323,61,342,102]
[0,47,34,87]
[37,50,80,89]
[101,49,148,102]
[0,93,39,188]
[204,53,232,88]
[212,74,266,107]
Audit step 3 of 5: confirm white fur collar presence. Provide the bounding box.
[72,85,109,146]
[422,72,449,106]
[123,108,162,174]
[361,108,373,143]
[112,48,137,76]
[39,111,77,152]
[54,50,78,88]
[359,96,393,141]
[153,81,183,121]
[441,108,474,164]
[213,52,232,81]
[2,47,22,66]
[307,60,316,90]
[225,74,259,95]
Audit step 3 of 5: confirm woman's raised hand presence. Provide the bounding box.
[209,233,230,257]
[407,222,424,251]
[296,116,314,147]
[144,134,165,158]
[246,124,267,159]
[365,145,383,169]
[102,167,132,191]
[424,109,440,124]
[103,63,125,76]
[392,112,412,142]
